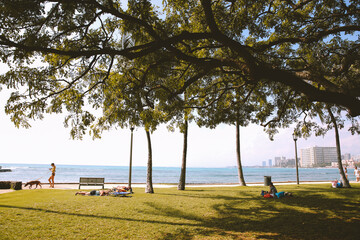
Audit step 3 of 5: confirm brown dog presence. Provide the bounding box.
[24,180,42,189]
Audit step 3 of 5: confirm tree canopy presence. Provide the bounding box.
[0,0,359,135]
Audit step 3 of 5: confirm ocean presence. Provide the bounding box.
[0,163,354,184]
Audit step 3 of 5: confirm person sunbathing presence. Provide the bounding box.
[75,189,112,196]
[75,187,132,196]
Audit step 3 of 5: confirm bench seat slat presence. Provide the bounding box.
[79,177,105,189]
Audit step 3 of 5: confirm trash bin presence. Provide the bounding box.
[264,176,271,186]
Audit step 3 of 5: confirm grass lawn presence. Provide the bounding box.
[1,184,359,240]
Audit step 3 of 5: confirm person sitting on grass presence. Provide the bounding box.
[261,182,293,198]
[269,182,277,196]
[331,180,343,188]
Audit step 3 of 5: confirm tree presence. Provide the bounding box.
[1,0,359,121]
[177,114,189,190]
[161,69,197,191]
[90,56,171,193]
[175,93,191,191]
[295,103,360,188]
[326,106,349,187]
[1,0,359,188]
[196,76,262,186]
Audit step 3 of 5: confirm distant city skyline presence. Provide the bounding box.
[272,150,359,168]
[300,146,337,167]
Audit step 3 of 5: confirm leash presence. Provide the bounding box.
[35,170,51,181]
[34,168,54,181]
[35,176,46,181]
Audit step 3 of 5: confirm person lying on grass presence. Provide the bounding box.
[75,186,131,196]
[75,189,111,196]
[261,182,293,198]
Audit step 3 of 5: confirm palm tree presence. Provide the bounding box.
[327,106,350,188]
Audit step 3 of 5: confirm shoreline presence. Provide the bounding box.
[3,164,357,185]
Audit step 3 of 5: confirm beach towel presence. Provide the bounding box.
[263,193,273,198]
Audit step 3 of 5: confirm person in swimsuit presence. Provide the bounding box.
[261,182,277,197]
[75,189,112,196]
[355,166,359,182]
[261,182,293,198]
[269,182,278,197]
[344,167,348,179]
[48,163,56,188]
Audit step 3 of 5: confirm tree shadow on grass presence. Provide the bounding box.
[155,187,260,201]
[0,204,199,227]
[155,192,250,201]
[213,196,359,239]
[143,190,360,240]
[307,186,360,198]
[1,186,359,239]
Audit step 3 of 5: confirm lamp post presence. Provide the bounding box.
[293,133,299,185]
[128,126,134,192]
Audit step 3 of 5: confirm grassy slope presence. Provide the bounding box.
[0,184,359,240]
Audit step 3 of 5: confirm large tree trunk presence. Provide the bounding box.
[178,120,188,190]
[236,121,246,186]
[145,130,154,193]
[327,107,351,188]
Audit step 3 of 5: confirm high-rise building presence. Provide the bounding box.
[274,156,286,167]
[268,159,272,167]
[262,161,266,167]
[300,146,337,167]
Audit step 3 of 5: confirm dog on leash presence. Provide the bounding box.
[24,180,42,189]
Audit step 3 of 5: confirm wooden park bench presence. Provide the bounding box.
[78,177,105,189]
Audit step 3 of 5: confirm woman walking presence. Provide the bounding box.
[48,163,56,188]
[354,166,359,182]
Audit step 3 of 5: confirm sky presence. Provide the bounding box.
[1,1,359,168]
[0,62,359,168]
[0,104,359,168]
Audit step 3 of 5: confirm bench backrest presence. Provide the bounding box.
[79,177,104,183]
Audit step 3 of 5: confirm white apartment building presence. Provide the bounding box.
[300,146,337,167]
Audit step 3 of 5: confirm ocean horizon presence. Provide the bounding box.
[0,163,355,184]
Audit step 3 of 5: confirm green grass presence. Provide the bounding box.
[1,184,359,240]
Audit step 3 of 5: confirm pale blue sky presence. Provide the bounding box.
[0,103,359,168]
[1,61,359,167]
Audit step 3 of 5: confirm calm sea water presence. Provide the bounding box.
[0,163,355,184]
